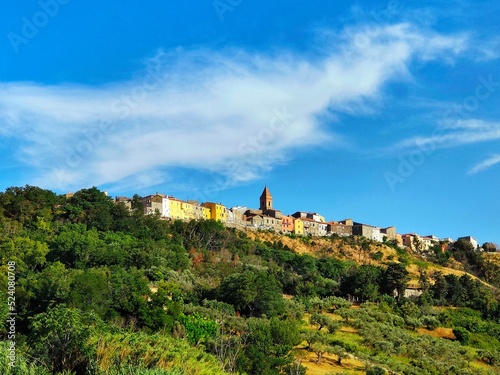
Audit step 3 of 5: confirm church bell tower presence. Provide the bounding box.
[259,186,273,211]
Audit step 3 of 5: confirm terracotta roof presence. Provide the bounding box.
[247,215,264,220]
[261,185,272,197]
[299,217,327,224]
[168,197,185,203]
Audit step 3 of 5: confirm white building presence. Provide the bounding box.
[458,236,478,249]
[162,197,171,218]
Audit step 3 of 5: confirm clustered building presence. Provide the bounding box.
[115,186,477,250]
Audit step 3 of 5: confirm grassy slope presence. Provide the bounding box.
[246,230,498,374]
[300,311,496,375]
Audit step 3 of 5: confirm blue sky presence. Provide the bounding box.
[0,0,498,244]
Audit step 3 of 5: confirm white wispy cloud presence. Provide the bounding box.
[0,23,468,193]
[474,37,500,61]
[468,154,500,174]
[392,119,500,150]
[385,119,500,177]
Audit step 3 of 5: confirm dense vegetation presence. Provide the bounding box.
[0,185,499,374]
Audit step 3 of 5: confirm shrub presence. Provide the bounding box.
[370,251,384,261]
[453,327,471,345]
[28,305,97,374]
[366,366,385,375]
[422,316,440,330]
[0,342,51,375]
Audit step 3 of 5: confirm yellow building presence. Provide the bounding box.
[294,218,304,235]
[168,197,184,220]
[185,200,212,220]
[202,202,227,223]
[202,206,211,220]
[181,201,195,220]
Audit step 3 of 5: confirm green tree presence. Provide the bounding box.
[29,261,74,314]
[29,305,97,373]
[301,329,322,350]
[453,326,471,345]
[317,257,350,282]
[310,342,332,365]
[283,350,308,375]
[181,219,231,252]
[412,236,424,254]
[431,244,451,266]
[165,244,191,271]
[331,345,347,365]
[323,296,352,312]
[240,318,299,375]
[399,301,422,330]
[430,271,448,304]
[417,267,431,291]
[109,268,150,326]
[269,318,301,362]
[482,242,499,252]
[309,313,340,334]
[64,187,115,231]
[445,274,464,306]
[93,231,136,267]
[0,236,49,273]
[325,320,341,334]
[382,263,410,300]
[450,239,482,275]
[69,267,112,318]
[141,285,181,332]
[0,185,59,229]
[422,315,440,330]
[374,340,395,356]
[366,366,385,375]
[340,265,382,302]
[337,307,355,323]
[211,325,246,374]
[218,269,284,317]
[49,224,104,268]
[310,313,332,331]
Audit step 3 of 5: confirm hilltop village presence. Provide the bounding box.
[110,186,479,252]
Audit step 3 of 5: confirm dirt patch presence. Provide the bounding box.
[339,326,359,334]
[417,327,455,340]
[301,350,366,375]
[245,231,327,255]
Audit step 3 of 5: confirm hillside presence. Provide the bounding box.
[247,230,497,288]
[1,186,499,375]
